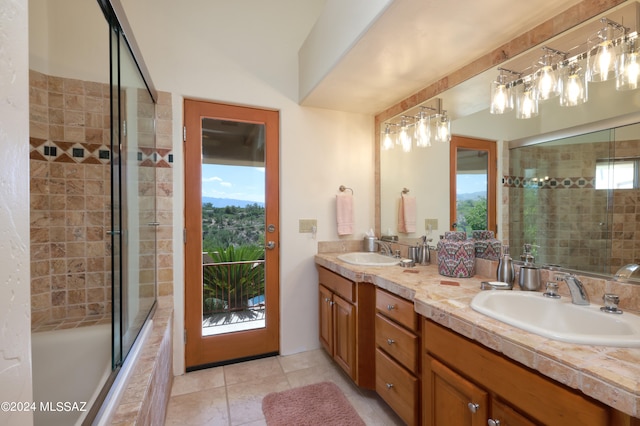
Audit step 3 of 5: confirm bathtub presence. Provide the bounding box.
[31,324,111,426]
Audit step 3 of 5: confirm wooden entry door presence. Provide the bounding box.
[184,99,280,369]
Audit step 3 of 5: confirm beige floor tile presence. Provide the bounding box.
[277,348,332,373]
[226,374,290,426]
[171,366,225,397]
[223,356,285,386]
[165,386,229,426]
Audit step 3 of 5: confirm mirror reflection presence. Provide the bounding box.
[379,0,640,278]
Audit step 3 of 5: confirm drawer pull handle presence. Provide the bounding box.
[387,304,396,311]
[488,419,501,426]
[324,297,331,303]
[385,383,394,389]
[467,402,480,413]
[387,338,395,345]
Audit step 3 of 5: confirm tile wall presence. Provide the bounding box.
[507,139,640,274]
[29,70,174,330]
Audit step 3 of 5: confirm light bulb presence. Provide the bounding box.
[617,37,640,91]
[536,65,558,100]
[516,82,538,119]
[434,115,450,143]
[560,63,587,107]
[588,24,617,82]
[381,124,394,150]
[415,112,431,147]
[398,119,411,152]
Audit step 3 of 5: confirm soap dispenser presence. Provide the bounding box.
[518,243,540,291]
[496,244,515,288]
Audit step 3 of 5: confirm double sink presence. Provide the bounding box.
[337,252,640,347]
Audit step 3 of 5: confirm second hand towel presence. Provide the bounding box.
[398,195,416,233]
[336,193,354,235]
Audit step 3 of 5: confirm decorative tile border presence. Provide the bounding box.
[503,175,595,189]
[29,137,173,167]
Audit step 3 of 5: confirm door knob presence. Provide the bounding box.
[387,338,395,345]
[266,241,276,250]
[385,383,394,389]
[488,419,501,426]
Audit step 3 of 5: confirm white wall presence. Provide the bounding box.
[0,0,34,425]
[118,0,376,372]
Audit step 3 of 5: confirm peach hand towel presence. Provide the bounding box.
[336,193,354,235]
[398,195,416,233]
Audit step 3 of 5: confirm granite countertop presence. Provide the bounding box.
[315,252,640,418]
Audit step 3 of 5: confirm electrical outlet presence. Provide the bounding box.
[425,218,438,230]
[299,219,317,233]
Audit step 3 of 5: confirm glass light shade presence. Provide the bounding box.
[588,26,618,82]
[489,78,513,114]
[560,63,588,106]
[616,37,640,91]
[535,55,560,100]
[434,114,451,143]
[398,120,411,152]
[415,113,431,147]
[516,82,539,119]
[381,125,394,150]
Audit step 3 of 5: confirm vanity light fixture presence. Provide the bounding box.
[380,98,450,152]
[489,16,639,118]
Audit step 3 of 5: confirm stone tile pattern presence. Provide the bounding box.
[315,251,640,418]
[29,70,175,329]
[507,139,640,274]
[29,70,113,329]
[111,297,174,425]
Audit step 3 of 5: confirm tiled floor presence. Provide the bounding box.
[165,349,405,425]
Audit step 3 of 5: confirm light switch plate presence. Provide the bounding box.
[425,218,438,230]
[299,219,317,233]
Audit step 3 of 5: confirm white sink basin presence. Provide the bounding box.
[337,252,400,266]
[470,291,640,347]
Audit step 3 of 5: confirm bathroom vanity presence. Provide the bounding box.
[315,252,640,426]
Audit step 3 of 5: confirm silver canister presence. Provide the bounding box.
[518,266,541,291]
[408,246,419,263]
[363,236,376,252]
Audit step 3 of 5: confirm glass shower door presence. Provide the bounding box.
[110,26,157,368]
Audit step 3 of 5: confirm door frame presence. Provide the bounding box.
[449,136,497,234]
[183,99,280,369]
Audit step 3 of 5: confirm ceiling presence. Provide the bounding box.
[300,0,584,115]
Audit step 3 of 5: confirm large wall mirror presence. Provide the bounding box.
[378,0,640,278]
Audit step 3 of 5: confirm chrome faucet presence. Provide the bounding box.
[375,240,392,256]
[556,274,590,305]
[614,264,640,282]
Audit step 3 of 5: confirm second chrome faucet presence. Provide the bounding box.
[555,273,590,305]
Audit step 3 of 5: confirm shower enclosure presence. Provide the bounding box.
[29,0,159,424]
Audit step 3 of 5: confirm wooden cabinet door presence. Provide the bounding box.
[424,354,488,426]
[490,398,539,426]
[319,285,333,355]
[333,294,356,379]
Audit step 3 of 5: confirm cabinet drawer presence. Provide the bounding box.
[376,288,417,331]
[318,267,354,302]
[376,348,419,426]
[375,313,418,373]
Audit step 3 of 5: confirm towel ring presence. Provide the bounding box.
[401,188,409,196]
[339,185,354,194]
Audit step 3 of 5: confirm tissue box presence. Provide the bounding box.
[472,230,501,261]
[437,237,475,278]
